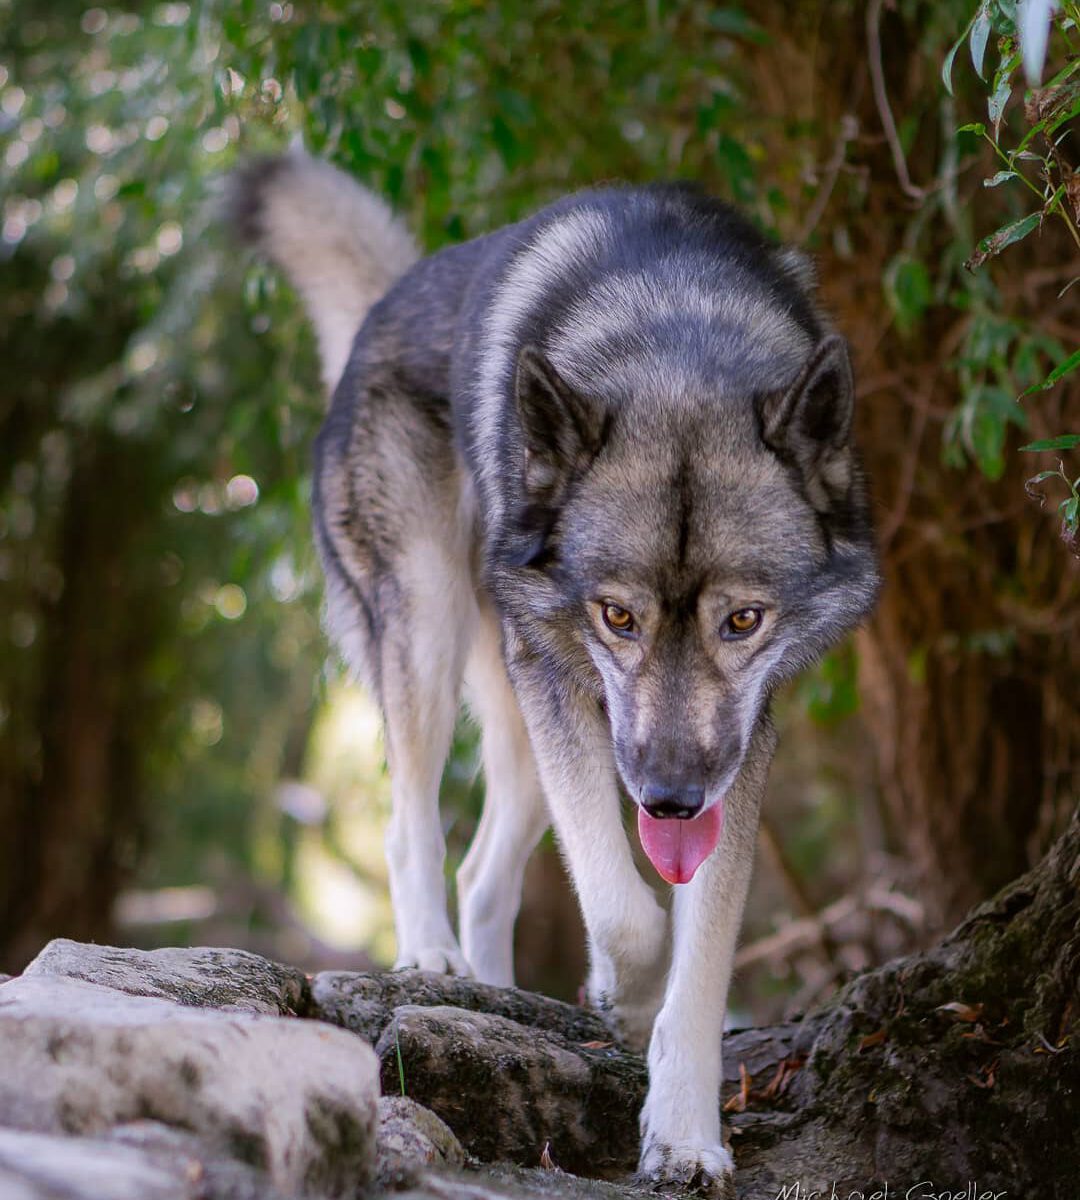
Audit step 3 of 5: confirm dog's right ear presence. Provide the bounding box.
[515,346,605,500]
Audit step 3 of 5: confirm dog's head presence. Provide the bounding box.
[498,335,879,881]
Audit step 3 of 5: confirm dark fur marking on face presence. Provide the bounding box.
[662,581,706,627]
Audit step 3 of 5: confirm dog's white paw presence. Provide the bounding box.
[394,945,473,976]
[636,1139,735,1198]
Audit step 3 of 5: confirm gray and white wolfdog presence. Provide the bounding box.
[231,150,879,1195]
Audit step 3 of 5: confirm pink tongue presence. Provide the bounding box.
[638,803,724,885]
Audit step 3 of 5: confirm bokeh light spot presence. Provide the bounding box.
[214,583,247,620]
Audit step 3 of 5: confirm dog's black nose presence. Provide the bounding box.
[641,784,705,820]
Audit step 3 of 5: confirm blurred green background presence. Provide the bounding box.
[1,0,1077,1024]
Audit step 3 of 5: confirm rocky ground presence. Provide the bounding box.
[0,938,809,1200]
[1,813,1077,1200]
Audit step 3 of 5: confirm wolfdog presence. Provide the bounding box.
[231,150,879,1195]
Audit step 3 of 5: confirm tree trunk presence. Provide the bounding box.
[0,434,167,971]
[721,804,1079,1195]
[750,2,1080,931]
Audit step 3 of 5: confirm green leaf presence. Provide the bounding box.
[943,13,978,95]
[1020,349,1080,396]
[996,0,1018,26]
[961,385,1025,479]
[976,384,1028,430]
[971,404,1007,479]
[1013,333,1067,388]
[1016,113,1052,153]
[1061,496,1079,527]
[706,10,769,42]
[1044,181,1068,216]
[491,113,518,167]
[957,122,987,134]
[970,3,992,79]
[1048,92,1080,136]
[966,212,1042,269]
[1024,470,1064,505]
[983,170,1018,187]
[1044,56,1080,92]
[884,253,932,334]
[988,79,1011,128]
[800,647,859,723]
[1020,434,1080,451]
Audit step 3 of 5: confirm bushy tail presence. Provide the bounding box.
[228,149,420,392]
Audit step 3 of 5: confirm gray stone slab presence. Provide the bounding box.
[23,939,307,1016]
[0,974,377,1198]
[310,969,611,1046]
[376,1005,646,1177]
[376,1096,465,1187]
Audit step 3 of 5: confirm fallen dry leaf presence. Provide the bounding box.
[858,1029,887,1052]
[760,1056,805,1101]
[1034,1031,1069,1055]
[777,1058,803,1096]
[936,1001,984,1023]
[967,1058,998,1089]
[1067,164,1080,223]
[760,1060,787,1102]
[539,1142,558,1170]
[579,1040,613,1050]
[723,1062,752,1113]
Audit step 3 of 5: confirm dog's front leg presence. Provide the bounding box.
[637,716,776,1198]
[509,657,669,1048]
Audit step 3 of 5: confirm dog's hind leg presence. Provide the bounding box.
[457,603,549,986]
[378,535,477,976]
[315,377,479,977]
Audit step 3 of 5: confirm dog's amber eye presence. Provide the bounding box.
[601,603,637,636]
[723,608,763,639]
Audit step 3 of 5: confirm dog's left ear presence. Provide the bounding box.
[515,345,605,498]
[758,335,854,508]
[505,346,606,569]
